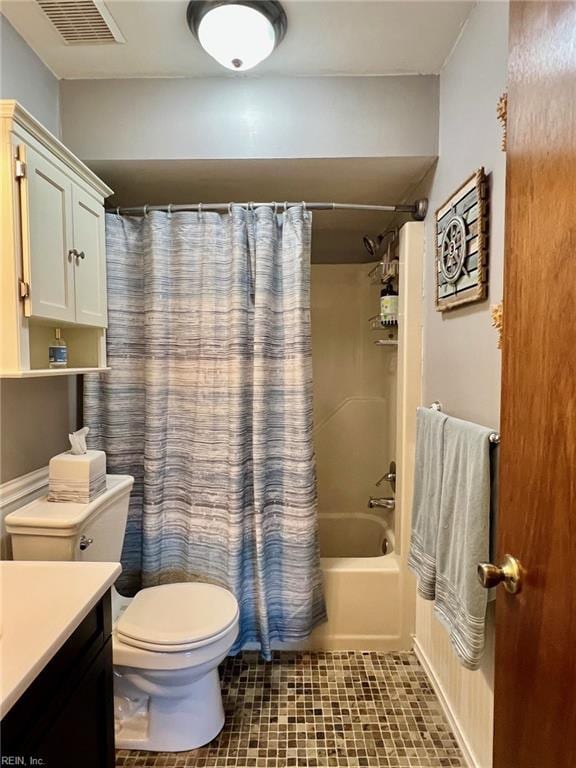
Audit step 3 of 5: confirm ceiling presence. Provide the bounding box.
[91,156,436,263]
[2,0,473,79]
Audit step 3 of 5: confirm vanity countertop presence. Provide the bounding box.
[0,561,121,718]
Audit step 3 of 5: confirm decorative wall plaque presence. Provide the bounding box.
[435,168,489,312]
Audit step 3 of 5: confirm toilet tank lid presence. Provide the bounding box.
[5,475,134,535]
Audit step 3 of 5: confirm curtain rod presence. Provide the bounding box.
[108,198,429,221]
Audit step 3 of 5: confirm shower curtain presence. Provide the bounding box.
[84,205,326,656]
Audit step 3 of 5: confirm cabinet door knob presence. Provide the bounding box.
[68,248,85,262]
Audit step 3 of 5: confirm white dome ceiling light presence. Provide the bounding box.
[187,1,288,72]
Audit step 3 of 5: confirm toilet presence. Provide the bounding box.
[5,474,240,752]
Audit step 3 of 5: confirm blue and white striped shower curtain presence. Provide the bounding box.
[84,205,326,656]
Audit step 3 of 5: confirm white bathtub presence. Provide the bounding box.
[318,512,395,558]
[308,512,402,651]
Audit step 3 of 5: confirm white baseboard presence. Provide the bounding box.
[413,638,478,768]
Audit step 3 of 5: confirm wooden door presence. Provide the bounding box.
[19,143,75,323]
[494,2,576,766]
[72,185,108,327]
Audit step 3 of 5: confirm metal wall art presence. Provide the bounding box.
[435,168,489,312]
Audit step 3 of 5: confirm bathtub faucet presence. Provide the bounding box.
[368,497,395,510]
[376,461,396,493]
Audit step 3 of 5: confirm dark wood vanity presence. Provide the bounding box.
[2,591,115,768]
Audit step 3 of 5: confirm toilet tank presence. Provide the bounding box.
[6,475,134,562]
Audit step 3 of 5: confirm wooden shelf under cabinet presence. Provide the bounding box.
[1,368,110,378]
[0,321,108,378]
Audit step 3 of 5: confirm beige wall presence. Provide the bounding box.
[311,264,396,517]
[422,2,507,424]
[0,378,73,482]
[0,15,60,135]
[60,76,438,162]
[415,3,509,767]
[0,16,75,485]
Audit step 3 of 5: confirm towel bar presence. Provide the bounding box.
[429,401,500,444]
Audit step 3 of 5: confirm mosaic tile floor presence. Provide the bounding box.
[116,651,465,768]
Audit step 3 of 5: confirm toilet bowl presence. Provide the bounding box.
[113,582,240,751]
[5,475,240,753]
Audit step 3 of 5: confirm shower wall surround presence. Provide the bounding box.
[305,224,423,654]
[311,264,396,518]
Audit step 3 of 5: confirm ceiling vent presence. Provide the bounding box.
[36,0,125,44]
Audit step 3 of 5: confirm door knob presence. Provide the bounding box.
[477,554,523,594]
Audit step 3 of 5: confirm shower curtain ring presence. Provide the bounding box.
[115,207,120,217]
[273,202,278,215]
[198,202,203,218]
[302,201,308,219]
[167,203,173,219]
[228,202,234,215]
[283,201,289,213]
[248,201,255,213]
[143,205,149,218]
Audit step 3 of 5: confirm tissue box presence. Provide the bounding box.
[48,450,107,504]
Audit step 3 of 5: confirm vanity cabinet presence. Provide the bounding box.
[1,591,115,768]
[0,100,112,377]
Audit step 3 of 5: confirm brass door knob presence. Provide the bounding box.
[477,554,523,594]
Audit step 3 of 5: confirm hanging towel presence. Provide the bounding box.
[408,407,448,600]
[433,416,493,670]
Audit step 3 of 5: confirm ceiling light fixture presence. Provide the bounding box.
[187,0,287,72]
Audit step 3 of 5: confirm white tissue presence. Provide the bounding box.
[68,426,90,455]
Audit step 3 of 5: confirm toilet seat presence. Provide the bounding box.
[116,582,239,653]
[116,620,239,654]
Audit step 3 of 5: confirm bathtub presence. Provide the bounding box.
[308,512,402,650]
[318,512,395,558]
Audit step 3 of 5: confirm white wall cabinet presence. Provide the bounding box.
[1,101,113,377]
[71,186,107,328]
[20,142,76,324]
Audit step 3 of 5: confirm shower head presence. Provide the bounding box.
[363,236,379,258]
[362,229,397,259]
